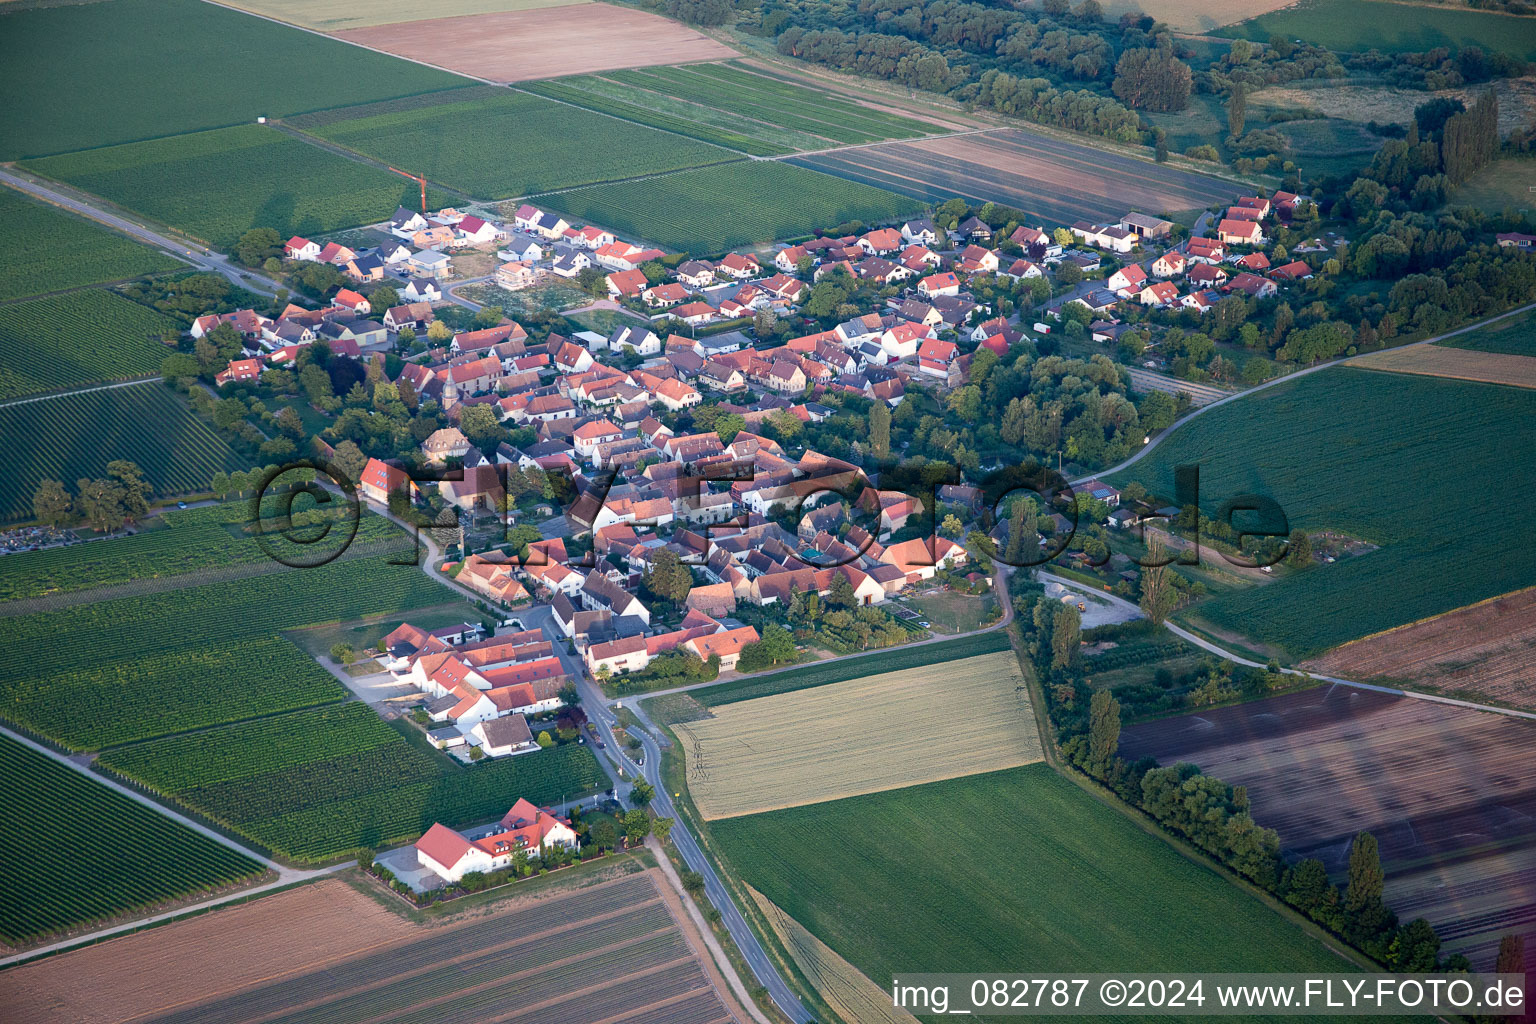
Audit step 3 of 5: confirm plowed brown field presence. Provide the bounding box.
[335,3,738,83]
[0,866,739,1024]
[1120,685,1536,968]
[1304,587,1536,711]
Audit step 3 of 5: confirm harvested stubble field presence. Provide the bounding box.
[1098,0,1296,32]
[1119,685,1536,968]
[0,867,736,1024]
[678,651,1041,819]
[295,87,731,200]
[0,735,263,948]
[0,187,179,302]
[537,160,923,254]
[219,0,586,31]
[24,124,444,249]
[1302,587,1536,710]
[795,128,1239,226]
[0,0,469,160]
[0,381,247,523]
[715,764,1354,1024]
[697,631,1013,705]
[335,2,739,83]
[1108,367,1536,658]
[1350,341,1536,388]
[749,887,920,1024]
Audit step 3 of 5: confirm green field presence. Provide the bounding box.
[97,704,609,863]
[1216,0,1536,59]
[0,500,397,604]
[24,124,445,249]
[0,382,248,522]
[536,161,923,254]
[0,551,447,750]
[1438,305,1536,355]
[1446,157,1536,217]
[0,290,183,400]
[0,0,469,160]
[0,187,180,301]
[715,764,1350,1019]
[520,62,939,157]
[296,87,734,200]
[0,734,263,946]
[695,631,1013,706]
[1109,367,1536,658]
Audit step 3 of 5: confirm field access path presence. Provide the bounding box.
[361,500,805,1024]
[0,168,283,299]
[0,725,352,969]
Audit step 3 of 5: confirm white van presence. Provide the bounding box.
[1033,321,1052,334]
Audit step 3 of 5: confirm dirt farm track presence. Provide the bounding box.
[335,3,739,82]
[1120,685,1536,969]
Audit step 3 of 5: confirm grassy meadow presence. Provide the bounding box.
[1438,305,1536,355]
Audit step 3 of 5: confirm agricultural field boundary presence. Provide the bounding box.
[678,651,1041,820]
[1041,573,1536,723]
[1348,343,1536,389]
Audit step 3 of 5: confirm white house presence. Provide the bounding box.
[414,799,578,883]
[284,236,321,261]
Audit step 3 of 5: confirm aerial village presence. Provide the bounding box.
[189,189,1390,887]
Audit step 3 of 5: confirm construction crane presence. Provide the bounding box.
[388,166,428,214]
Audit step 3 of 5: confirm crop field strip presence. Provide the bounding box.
[0,549,445,752]
[581,62,941,149]
[1120,686,1536,968]
[95,703,608,862]
[796,128,1240,225]
[0,381,247,523]
[715,763,1354,1024]
[331,2,741,84]
[518,79,804,157]
[696,631,1012,705]
[0,0,471,161]
[680,651,1042,819]
[0,500,406,607]
[293,86,736,200]
[749,887,920,1024]
[216,0,590,32]
[1214,0,1536,60]
[1350,344,1536,390]
[536,160,923,254]
[1302,587,1536,711]
[0,187,180,302]
[0,735,263,947]
[0,290,184,400]
[1108,366,1536,658]
[22,124,450,250]
[137,871,735,1024]
[1437,305,1536,356]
